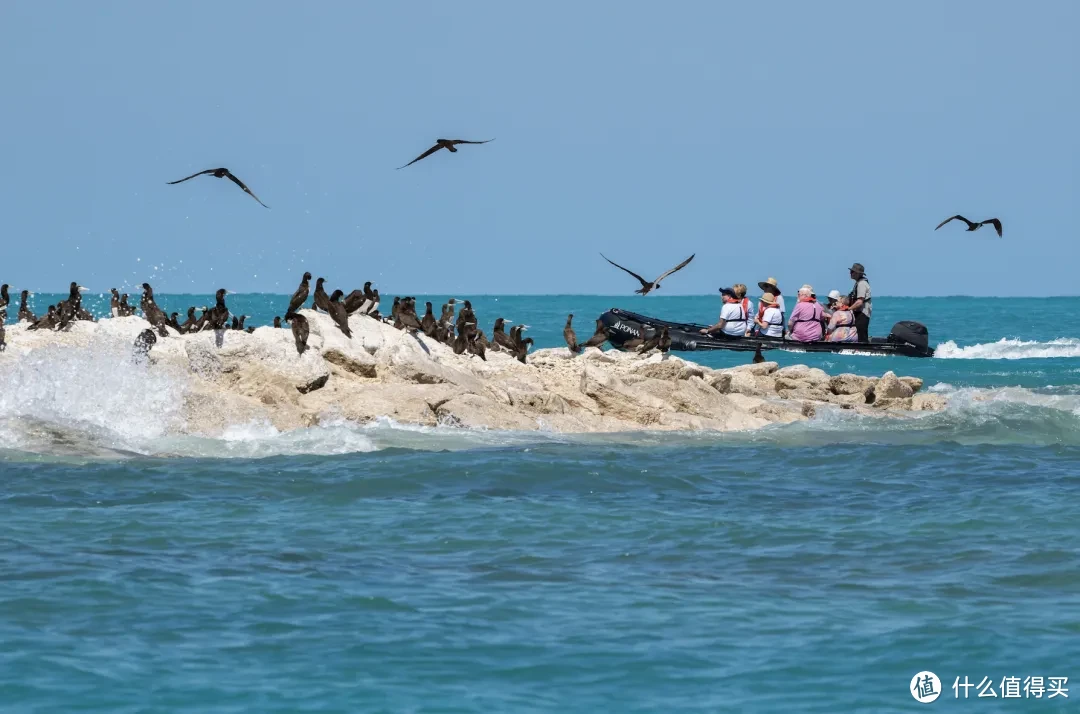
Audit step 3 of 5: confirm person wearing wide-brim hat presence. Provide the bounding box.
[756,277,786,315]
[754,292,784,337]
[846,262,872,342]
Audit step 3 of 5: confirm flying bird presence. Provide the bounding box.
[167,168,268,208]
[397,139,494,169]
[934,215,1002,237]
[600,253,695,295]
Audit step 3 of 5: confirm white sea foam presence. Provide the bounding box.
[935,338,1080,360]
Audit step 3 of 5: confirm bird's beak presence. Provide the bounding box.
[79,286,88,292]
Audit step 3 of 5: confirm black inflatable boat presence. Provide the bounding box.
[599,308,934,358]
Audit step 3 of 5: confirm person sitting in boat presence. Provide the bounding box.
[754,292,784,337]
[825,295,859,342]
[787,285,824,342]
[732,284,752,335]
[822,289,842,321]
[756,277,786,319]
[700,287,749,337]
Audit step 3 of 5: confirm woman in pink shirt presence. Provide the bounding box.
[787,285,824,342]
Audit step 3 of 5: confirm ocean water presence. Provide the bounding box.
[2,294,1079,712]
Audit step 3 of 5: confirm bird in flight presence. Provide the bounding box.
[397,139,494,169]
[935,215,1002,237]
[600,253,695,295]
[167,168,268,208]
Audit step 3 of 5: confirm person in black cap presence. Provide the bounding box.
[847,263,871,342]
[700,287,750,337]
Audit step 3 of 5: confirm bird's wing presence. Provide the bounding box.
[935,215,970,230]
[653,254,696,284]
[166,169,218,185]
[600,253,650,287]
[447,138,495,146]
[982,218,1003,237]
[396,144,444,169]
[225,172,269,208]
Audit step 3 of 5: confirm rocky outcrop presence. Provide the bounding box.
[0,311,946,437]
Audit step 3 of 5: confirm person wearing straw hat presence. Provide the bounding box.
[787,284,824,342]
[754,292,784,337]
[846,263,872,342]
[756,277,787,316]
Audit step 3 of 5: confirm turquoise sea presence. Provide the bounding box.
[2,293,1079,712]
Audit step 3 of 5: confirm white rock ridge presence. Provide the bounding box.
[0,311,945,437]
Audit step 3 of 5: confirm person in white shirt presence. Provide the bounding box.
[700,287,749,337]
[754,292,784,337]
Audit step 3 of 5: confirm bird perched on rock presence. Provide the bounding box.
[327,290,352,338]
[397,138,495,169]
[752,343,765,364]
[288,272,312,315]
[492,318,515,351]
[208,289,230,330]
[344,282,372,314]
[638,327,664,353]
[179,307,198,333]
[118,293,135,316]
[935,215,1002,237]
[110,288,121,318]
[581,319,610,349]
[167,167,268,208]
[658,327,672,354]
[18,290,37,324]
[273,316,282,329]
[167,312,181,332]
[284,312,309,355]
[140,283,167,330]
[56,282,88,331]
[313,278,330,313]
[468,329,487,361]
[563,313,581,354]
[600,253,695,295]
[510,325,534,364]
[29,305,58,331]
[398,300,423,333]
[132,329,157,363]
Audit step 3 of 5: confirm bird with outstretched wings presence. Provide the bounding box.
[600,253,695,295]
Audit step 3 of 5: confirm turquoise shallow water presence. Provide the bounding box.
[2,294,1080,711]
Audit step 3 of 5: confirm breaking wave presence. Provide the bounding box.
[935,338,1080,360]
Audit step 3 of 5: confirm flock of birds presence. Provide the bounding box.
[0,274,675,362]
[0,129,1004,358]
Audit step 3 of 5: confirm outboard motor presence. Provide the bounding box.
[888,321,929,350]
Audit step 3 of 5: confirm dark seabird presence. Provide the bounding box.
[167,167,268,208]
[327,290,352,338]
[29,305,58,331]
[288,272,312,315]
[273,316,282,329]
[167,312,181,331]
[581,319,610,349]
[344,281,373,314]
[752,343,765,364]
[231,316,240,331]
[140,283,167,329]
[453,329,468,355]
[421,302,437,336]
[313,278,330,313]
[600,253,695,295]
[237,315,248,331]
[492,318,515,351]
[638,327,663,353]
[245,325,255,334]
[284,312,309,355]
[119,293,135,316]
[208,289,230,330]
[192,306,210,332]
[57,282,87,331]
[132,329,157,362]
[364,288,381,318]
[0,284,10,321]
[0,322,5,351]
[510,325,534,364]
[397,138,495,169]
[18,291,37,324]
[934,215,1003,237]
[563,313,582,354]
[390,296,402,327]
[110,288,121,317]
[398,300,423,333]
[468,330,487,361]
[179,307,198,333]
[658,327,672,354]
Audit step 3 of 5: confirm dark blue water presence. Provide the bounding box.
[2,294,1078,711]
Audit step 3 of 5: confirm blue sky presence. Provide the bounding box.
[0,1,1076,296]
